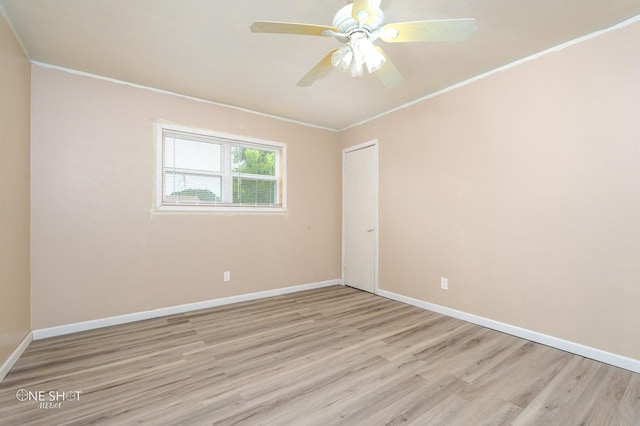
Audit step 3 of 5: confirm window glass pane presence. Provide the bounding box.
[164,137,221,172]
[231,146,276,176]
[233,177,277,205]
[164,172,222,204]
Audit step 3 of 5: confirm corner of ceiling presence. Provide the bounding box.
[0,3,31,61]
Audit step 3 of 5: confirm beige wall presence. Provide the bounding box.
[30,65,341,329]
[0,13,31,364]
[340,21,640,360]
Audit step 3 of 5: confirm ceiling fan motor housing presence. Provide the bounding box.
[332,4,385,39]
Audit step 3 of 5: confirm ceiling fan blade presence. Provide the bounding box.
[380,18,477,43]
[250,21,339,37]
[374,47,403,89]
[297,48,339,87]
[352,0,382,25]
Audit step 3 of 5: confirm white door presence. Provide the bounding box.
[343,142,377,293]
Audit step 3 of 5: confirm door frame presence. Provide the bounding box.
[342,139,379,294]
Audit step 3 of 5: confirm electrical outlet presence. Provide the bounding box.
[441,277,448,290]
[224,271,231,282]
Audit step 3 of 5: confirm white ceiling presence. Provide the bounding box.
[2,0,639,130]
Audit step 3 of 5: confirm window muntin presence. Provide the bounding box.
[157,125,285,212]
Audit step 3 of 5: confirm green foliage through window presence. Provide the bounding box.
[232,147,277,204]
[232,147,276,175]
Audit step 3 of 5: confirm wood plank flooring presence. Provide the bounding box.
[1,285,638,425]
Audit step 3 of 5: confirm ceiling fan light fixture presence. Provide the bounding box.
[349,55,365,77]
[331,36,386,77]
[355,37,386,73]
[331,45,353,72]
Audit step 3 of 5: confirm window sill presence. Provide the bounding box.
[155,204,287,214]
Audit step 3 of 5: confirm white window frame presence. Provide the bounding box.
[155,123,287,213]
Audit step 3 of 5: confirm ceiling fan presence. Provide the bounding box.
[250,0,477,88]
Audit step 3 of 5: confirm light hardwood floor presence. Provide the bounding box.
[1,286,639,425]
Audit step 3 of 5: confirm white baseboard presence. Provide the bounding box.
[33,279,341,340]
[0,332,33,383]
[377,289,640,374]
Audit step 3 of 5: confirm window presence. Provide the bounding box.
[156,124,286,212]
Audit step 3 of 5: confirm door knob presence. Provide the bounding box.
[366,227,374,232]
